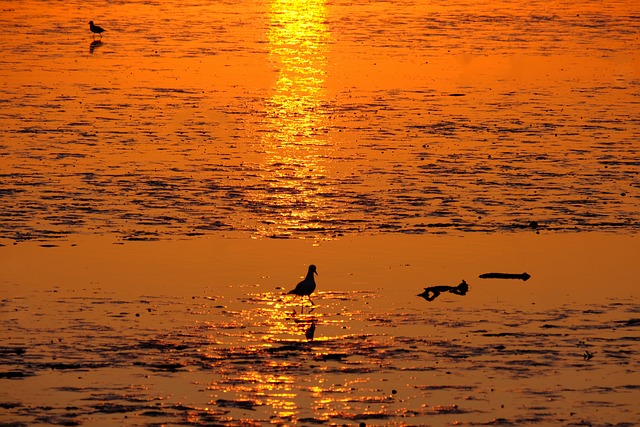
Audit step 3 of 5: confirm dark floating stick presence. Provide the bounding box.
[479,272,531,281]
[418,280,469,302]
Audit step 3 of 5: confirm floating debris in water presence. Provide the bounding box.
[418,280,469,301]
[479,272,531,281]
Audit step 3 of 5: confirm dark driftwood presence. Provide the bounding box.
[479,272,531,281]
[418,280,469,302]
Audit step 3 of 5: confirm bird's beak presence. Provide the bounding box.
[314,270,318,276]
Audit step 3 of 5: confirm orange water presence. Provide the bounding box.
[0,0,638,241]
[1,234,639,425]
[0,0,639,425]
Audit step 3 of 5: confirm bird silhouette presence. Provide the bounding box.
[287,265,318,305]
[89,21,106,39]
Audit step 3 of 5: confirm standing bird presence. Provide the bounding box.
[88,21,106,39]
[287,265,318,305]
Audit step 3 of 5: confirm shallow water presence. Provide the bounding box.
[0,1,639,426]
[1,234,639,426]
[2,287,638,426]
[1,0,639,241]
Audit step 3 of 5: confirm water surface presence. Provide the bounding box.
[1,234,638,425]
[0,2,638,425]
[0,0,638,241]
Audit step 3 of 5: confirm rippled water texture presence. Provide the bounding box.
[0,234,640,427]
[0,0,638,241]
[1,235,639,426]
[3,287,638,426]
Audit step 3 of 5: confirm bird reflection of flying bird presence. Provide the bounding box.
[288,265,318,305]
[89,21,106,39]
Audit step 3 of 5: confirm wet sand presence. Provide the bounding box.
[1,233,638,426]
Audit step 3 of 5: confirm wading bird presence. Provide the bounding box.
[288,265,318,305]
[89,21,106,39]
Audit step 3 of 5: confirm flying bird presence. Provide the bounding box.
[287,265,318,305]
[89,21,106,38]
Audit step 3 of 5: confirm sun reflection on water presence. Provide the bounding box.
[202,290,351,423]
[265,0,330,145]
[254,0,333,238]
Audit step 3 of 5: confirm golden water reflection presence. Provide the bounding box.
[3,235,638,424]
[204,291,341,422]
[265,0,330,145]
[255,0,333,237]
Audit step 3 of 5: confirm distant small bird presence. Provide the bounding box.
[89,21,106,38]
[287,265,318,305]
[583,351,595,360]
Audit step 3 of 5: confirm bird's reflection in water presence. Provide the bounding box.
[304,319,316,341]
[89,40,103,54]
[291,307,317,341]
